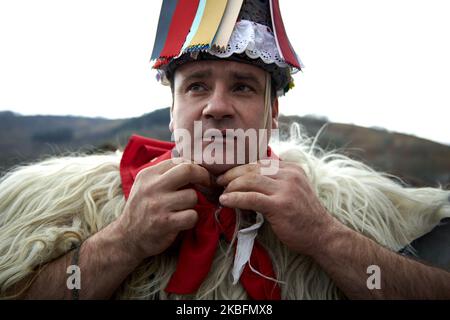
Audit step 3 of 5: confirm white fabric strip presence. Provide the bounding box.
[231,210,265,284]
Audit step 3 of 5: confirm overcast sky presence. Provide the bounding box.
[0,0,449,145]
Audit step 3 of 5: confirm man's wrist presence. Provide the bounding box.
[92,219,143,271]
[309,214,354,263]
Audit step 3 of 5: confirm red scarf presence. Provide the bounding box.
[120,135,281,300]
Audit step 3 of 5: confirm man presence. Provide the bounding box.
[0,0,449,299]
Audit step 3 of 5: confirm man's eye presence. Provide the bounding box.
[234,84,254,93]
[187,83,207,92]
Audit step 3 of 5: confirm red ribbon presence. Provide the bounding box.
[270,0,301,69]
[159,0,200,59]
[120,135,281,299]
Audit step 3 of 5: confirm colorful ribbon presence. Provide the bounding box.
[159,0,200,58]
[270,0,301,69]
[150,0,179,60]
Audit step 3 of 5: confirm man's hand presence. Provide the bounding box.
[113,159,211,262]
[217,160,450,299]
[14,159,212,299]
[216,160,334,256]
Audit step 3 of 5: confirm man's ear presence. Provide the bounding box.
[271,98,279,130]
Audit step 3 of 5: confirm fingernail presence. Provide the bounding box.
[216,175,224,185]
[219,194,228,203]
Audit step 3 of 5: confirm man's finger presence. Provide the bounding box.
[216,163,260,186]
[219,191,271,213]
[217,160,283,186]
[224,174,277,195]
[135,158,190,182]
[169,209,198,231]
[160,163,211,190]
[164,188,198,211]
[153,157,192,174]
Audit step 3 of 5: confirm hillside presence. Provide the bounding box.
[0,109,449,187]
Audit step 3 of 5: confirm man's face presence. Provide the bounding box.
[170,60,278,176]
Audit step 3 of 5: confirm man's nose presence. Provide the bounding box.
[202,87,234,120]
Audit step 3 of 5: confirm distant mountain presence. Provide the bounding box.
[278,115,450,187]
[0,109,449,187]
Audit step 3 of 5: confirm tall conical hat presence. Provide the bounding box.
[150,0,303,96]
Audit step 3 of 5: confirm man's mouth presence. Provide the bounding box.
[202,129,237,142]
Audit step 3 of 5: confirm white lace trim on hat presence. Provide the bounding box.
[156,20,302,85]
[209,19,294,69]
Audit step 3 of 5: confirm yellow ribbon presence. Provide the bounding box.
[186,0,228,49]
